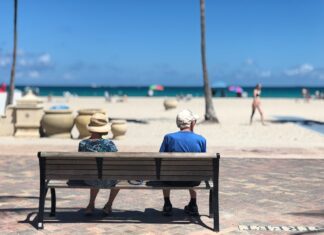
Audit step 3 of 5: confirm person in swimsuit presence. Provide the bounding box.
[250,83,265,125]
[79,113,120,216]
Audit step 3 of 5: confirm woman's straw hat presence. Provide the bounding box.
[87,113,110,133]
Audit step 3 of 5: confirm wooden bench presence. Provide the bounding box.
[37,152,220,231]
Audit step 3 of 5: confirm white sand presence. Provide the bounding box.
[1,97,324,158]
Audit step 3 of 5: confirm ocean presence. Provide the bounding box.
[15,86,324,98]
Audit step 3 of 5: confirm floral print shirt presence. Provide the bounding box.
[78,138,118,153]
[78,138,118,187]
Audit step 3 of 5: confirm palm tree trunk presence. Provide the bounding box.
[6,0,18,106]
[200,0,218,123]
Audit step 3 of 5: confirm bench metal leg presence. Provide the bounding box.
[37,185,47,229]
[212,188,219,232]
[37,157,46,230]
[50,188,56,217]
[212,156,220,232]
[209,189,213,218]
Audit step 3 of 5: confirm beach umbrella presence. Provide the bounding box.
[149,85,164,91]
[0,83,6,93]
[212,81,227,89]
[228,86,243,93]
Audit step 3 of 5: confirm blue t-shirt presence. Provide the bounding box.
[159,131,206,153]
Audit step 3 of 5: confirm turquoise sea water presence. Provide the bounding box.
[15,86,324,98]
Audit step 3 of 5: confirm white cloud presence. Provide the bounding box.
[19,59,27,66]
[245,58,254,65]
[18,58,32,67]
[0,56,11,67]
[28,70,40,78]
[318,74,324,80]
[63,72,74,80]
[15,72,24,78]
[312,69,324,80]
[17,49,25,56]
[1,50,53,69]
[259,70,271,78]
[284,63,314,76]
[37,53,51,65]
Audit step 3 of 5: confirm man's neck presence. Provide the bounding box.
[180,128,192,132]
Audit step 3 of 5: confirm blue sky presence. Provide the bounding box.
[0,0,324,86]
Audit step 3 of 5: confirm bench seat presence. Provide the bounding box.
[47,180,213,190]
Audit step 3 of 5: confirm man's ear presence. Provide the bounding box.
[190,121,195,131]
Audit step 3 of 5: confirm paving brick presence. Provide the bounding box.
[0,155,323,234]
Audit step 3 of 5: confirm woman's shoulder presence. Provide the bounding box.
[78,139,117,152]
[78,139,88,147]
[101,138,115,145]
[100,139,118,151]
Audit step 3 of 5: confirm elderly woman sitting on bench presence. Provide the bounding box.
[79,113,119,216]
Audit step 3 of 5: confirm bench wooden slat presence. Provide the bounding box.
[39,152,217,159]
[47,176,211,181]
[160,176,211,180]
[103,166,155,170]
[46,160,157,166]
[46,165,157,171]
[46,175,99,180]
[46,169,98,175]
[160,171,212,176]
[47,165,98,170]
[161,165,212,171]
[46,160,212,170]
[103,160,156,165]
[46,160,97,165]
[101,176,157,180]
[47,180,211,190]
[103,166,211,171]
[47,170,158,176]
[161,161,211,166]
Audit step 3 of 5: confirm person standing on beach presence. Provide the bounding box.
[250,83,265,125]
[159,109,206,216]
[78,113,120,216]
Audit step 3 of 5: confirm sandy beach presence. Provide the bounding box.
[1,97,324,158]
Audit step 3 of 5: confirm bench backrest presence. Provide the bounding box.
[38,152,219,181]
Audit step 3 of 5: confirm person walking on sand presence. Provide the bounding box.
[159,109,206,216]
[78,113,120,216]
[250,83,265,125]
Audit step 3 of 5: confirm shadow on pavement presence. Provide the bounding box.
[286,209,324,218]
[271,116,324,135]
[0,195,70,202]
[286,209,324,235]
[109,118,149,124]
[0,195,41,201]
[20,207,213,231]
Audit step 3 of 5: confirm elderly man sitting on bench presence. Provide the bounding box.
[159,109,207,216]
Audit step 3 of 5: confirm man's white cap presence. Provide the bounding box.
[176,109,199,129]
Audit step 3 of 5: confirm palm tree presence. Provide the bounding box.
[6,0,18,106]
[200,0,218,122]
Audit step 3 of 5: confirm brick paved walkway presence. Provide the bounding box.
[0,155,323,234]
